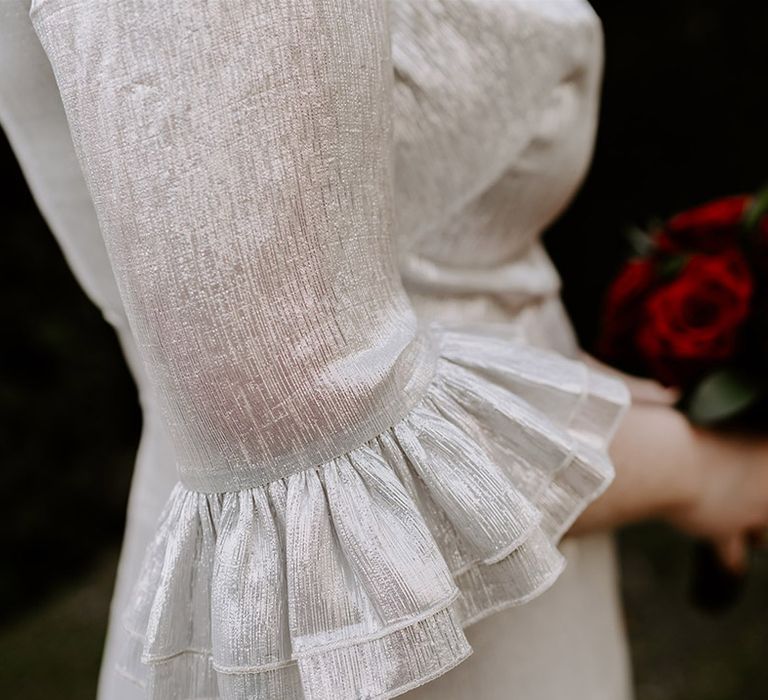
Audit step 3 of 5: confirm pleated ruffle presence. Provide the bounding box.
[118,327,629,699]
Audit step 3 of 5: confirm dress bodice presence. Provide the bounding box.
[391,0,602,316]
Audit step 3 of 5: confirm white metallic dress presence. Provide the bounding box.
[0,1,633,698]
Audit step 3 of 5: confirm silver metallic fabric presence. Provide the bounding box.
[113,328,626,698]
[19,0,629,697]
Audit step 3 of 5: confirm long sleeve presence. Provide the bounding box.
[31,2,629,699]
[31,0,434,492]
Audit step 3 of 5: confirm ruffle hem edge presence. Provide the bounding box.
[117,326,629,700]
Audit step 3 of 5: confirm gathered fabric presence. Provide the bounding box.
[117,327,628,699]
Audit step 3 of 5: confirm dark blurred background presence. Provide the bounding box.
[2,2,768,699]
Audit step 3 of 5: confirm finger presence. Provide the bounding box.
[625,377,681,407]
[713,535,749,575]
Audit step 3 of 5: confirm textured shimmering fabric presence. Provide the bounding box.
[392,0,603,320]
[115,327,626,699]
[3,0,631,698]
[32,0,438,492]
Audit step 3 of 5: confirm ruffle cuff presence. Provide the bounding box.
[117,325,629,699]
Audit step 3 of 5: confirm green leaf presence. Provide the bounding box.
[685,369,763,426]
[625,225,655,257]
[744,184,768,232]
[656,254,688,280]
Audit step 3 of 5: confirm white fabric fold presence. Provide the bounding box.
[118,325,628,700]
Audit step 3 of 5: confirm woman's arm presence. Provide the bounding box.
[573,393,768,572]
[573,401,697,533]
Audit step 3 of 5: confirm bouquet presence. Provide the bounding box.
[598,188,768,610]
[599,189,768,426]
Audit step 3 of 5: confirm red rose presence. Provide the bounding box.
[598,258,657,361]
[656,195,752,253]
[636,250,753,386]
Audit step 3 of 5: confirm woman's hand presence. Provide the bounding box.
[571,362,768,573]
[665,427,768,572]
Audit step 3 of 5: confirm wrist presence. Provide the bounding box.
[654,409,704,525]
[572,402,704,535]
[607,402,701,526]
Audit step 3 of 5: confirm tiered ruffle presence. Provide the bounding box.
[118,327,629,699]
